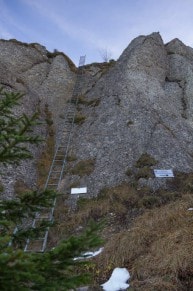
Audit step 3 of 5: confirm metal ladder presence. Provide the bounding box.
[24,56,86,252]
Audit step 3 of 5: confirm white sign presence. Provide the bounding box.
[154,169,174,178]
[71,187,87,194]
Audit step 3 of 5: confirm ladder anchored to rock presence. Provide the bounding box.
[24,56,86,252]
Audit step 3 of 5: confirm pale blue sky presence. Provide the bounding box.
[1,0,193,66]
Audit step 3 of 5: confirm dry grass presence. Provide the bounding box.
[48,173,193,289]
[77,95,100,107]
[66,154,77,162]
[93,194,193,290]
[135,166,154,179]
[133,153,158,181]
[48,184,136,244]
[135,153,157,168]
[50,182,184,242]
[48,194,70,247]
[169,172,193,193]
[83,60,116,71]
[73,113,86,125]
[69,159,95,177]
[14,179,30,196]
[36,105,55,189]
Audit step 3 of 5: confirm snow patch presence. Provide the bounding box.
[101,267,130,291]
[83,247,104,258]
[188,208,193,211]
[74,247,103,260]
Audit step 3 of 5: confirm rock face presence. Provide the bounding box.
[67,32,193,195]
[1,33,193,198]
[0,40,76,198]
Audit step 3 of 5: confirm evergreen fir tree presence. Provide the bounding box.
[0,88,103,290]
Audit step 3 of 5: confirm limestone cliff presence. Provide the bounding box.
[0,40,76,197]
[1,33,193,198]
[66,32,193,196]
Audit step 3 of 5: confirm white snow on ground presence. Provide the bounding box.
[83,247,104,258]
[188,208,193,211]
[74,247,104,260]
[101,267,130,291]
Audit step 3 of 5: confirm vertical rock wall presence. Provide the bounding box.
[65,33,193,196]
[0,40,76,198]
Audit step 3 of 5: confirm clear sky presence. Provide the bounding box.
[1,0,193,66]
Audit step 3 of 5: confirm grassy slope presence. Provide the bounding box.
[97,193,193,290]
[48,172,193,290]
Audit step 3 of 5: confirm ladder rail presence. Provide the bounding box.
[23,58,86,252]
[44,144,61,190]
[58,100,79,185]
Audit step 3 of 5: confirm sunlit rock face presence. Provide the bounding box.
[69,32,193,195]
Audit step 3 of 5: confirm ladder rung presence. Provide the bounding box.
[50,174,60,176]
[34,238,45,241]
[35,218,50,222]
[23,72,84,253]
[35,212,52,218]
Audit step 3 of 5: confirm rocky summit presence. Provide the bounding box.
[68,32,193,196]
[1,32,193,198]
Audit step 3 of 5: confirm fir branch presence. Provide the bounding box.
[0,88,103,290]
[0,92,42,164]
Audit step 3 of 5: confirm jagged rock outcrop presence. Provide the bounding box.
[66,32,193,196]
[165,38,193,120]
[0,40,76,198]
